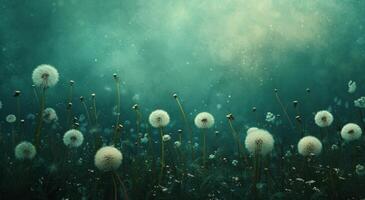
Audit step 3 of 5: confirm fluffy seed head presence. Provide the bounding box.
[32,64,59,88]
[148,109,170,128]
[162,134,171,142]
[314,110,334,127]
[247,127,259,135]
[194,112,215,129]
[341,123,362,142]
[15,141,36,160]
[43,107,58,123]
[244,129,275,156]
[297,136,322,156]
[6,114,16,123]
[63,129,84,148]
[94,146,123,172]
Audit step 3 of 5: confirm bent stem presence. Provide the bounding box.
[227,119,245,161]
[81,101,91,125]
[274,91,295,131]
[174,96,194,160]
[158,127,165,184]
[34,87,46,149]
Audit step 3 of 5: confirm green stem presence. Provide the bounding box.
[202,129,206,168]
[158,127,165,184]
[275,92,295,130]
[113,78,121,144]
[34,87,46,149]
[174,96,194,160]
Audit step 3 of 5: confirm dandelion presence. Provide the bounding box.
[348,80,357,94]
[340,123,362,142]
[354,97,365,108]
[247,127,259,135]
[244,129,275,156]
[32,64,59,88]
[265,112,276,123]
[95,146,123,172]
[162,134,171,142]
[6,114,16,123]
[314,110,334,128]
[149,109,170,128]
[174,141,181,148]
[63,129,84,148]
[245,129,274,198]
[297,136,322,156]
[15,141,36,160]
[194,112,215,129]
[149,109,170,183]
[194,112,215,167]
[42,107,58,123]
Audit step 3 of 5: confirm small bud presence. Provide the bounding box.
[91,93,96,98]
[293,100,298,107]
[80,96,84,102]
[20,119,25,123]
[274,88,278,93]
[67,102,73,109]
[226,113,234,120]
[70,80,75,85]
[178,129,183,134]
[306,88,311,93]
[295,115,301,122]
[252,107,257,112]
[13,90,21,97]
[132,104,139,110]
[173,93,178,99]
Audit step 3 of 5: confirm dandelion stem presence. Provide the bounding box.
[34,87,46,149]
[274,90,295,130]
[227,118,245,160]
[201,129,207,168]
[113,75,121,144]
[81,101,91,125]
[173,95,194,160]
[112,173,118,200]
[158,127,165,184]
[114,172,130,200]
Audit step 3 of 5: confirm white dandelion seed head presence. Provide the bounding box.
[314,110,334,128]
[247,127,259,135]
[94,146,123,172]
[43,107,58,123]
[32,64,59,88]
[297,136,322,156]
[341,123,362,142]
[162,134,171,142]
[6,114,16,123]
[194,112,215,129]
[174,141,181,148]
[244,129,275,156]
[15,141,36,160]
[63,129,84,148]
[148,109,170,128]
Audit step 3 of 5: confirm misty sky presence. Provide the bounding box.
[1,0,365,125]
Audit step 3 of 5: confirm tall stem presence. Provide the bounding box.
[201,129,207,168]
[114,172,130,200]
[34,87,46,149]
[274,90,295,130]
[173,95,194,160]
[113,75,121,144]
[228,118,244,160]
[158,127,165,184]
[81,101,91,125]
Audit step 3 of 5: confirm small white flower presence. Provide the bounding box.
[162,134,171,142]
[354,97,365,108]
[348,80,357,94]
[6,114,16,123]
[208,154,215,160]
[265,112,276,123]
[174,141,181,148]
